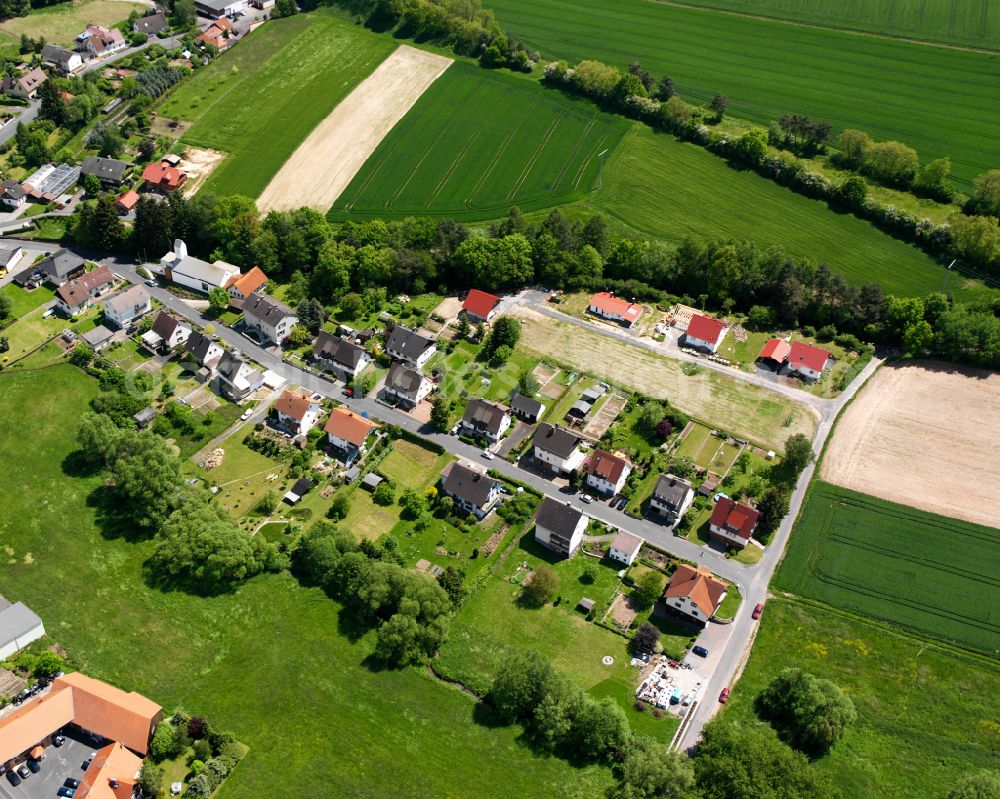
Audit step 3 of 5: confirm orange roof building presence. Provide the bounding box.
[0,672,161,767]
[757,338,791,364]
[588,292,643,327]
[141,161,186,192]
[225,266,268,307]
[324,407,378,451]
[77,742,142,799]
[663,565,728,623]
[115,190,140,214]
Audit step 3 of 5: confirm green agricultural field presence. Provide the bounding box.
[722,599,1000,798]
[159,10,395,198]
[331,61,628,220]
[0,365,614,799]
[775,481,1000,654]
[589,128,988,301]
[484,0,1000,186]
[667,0,1000,51]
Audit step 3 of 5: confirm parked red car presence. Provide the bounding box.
[752,603,764,620]
[719,688,731,703]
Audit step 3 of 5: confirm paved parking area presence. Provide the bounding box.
[0,731,98,799]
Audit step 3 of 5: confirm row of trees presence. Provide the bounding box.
[292,521,453,665]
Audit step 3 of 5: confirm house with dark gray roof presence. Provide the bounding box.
[459,398,511,444]
[216,350,263,401]
[383,362,432,408]
[242,291,297,345]
[36,249,86,286]
[440,462,500,519]
[0,597,45,660]
[40,44,83,74]
[649,474,694,525]
[385,324,436,369]
[534,497,588,558]
[184,331,224,370]
[133,11,168,34]
[80,156,130,186]
[312,330,370,380]
[510,393,543,423]
[532,423,586,474]
[0,179,26,209]
[150,311,191,350]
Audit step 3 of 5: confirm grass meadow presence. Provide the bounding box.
[484,0,1000,186]
[589,127,987,301]
[0,0,145,47]
[0,365,615,798]
[330,62,628,220]
[159,10,395,198]
[722,598,1000,798]
[775,481,1000,654]
[665,0,1000,50]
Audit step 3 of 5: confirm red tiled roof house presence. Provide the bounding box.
[324,407,378,462]
[274,390,322,437]
[462,289,501,323]
[663,565,728,624]
[588,292,643,327]
[787,341,831,381]
[142,160,186,192]
[708,497,761,549]
[684,313,727,353]
[583,449,632,496]
[55,266,114,317]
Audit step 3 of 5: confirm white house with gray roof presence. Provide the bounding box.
[216,350,263,401]
[0,597,45,660]
[312,330,370,380]
[534,498,588,558]
[103,284,151,329]
[383,362,432,408]
[242,291,297,345]
[385,324,436,369]
[160,239,240,294]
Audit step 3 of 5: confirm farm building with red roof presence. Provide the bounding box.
[588,292,643,327]
[462,289,501,323]
[684,313,727,352]
[757,338,791,365]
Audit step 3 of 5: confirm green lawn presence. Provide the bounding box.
[775,481,1000,654]
[0,0,145,46]
[484,0,1000,187]
[0,283,54,320]
[588,128,987,301]
[722,598,1000,799]
[331,61,629,219]
[662,0,1000,50]
[1,306,100,364]
[159,10,395,198]
[378,438,450,490]
[0,365,615,799]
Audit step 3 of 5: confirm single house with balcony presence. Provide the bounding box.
[312,331,371,381]
[324,407,378,462]
[103,284,151,329]
[80,156,129,187]
[37,249,86,287]
[242,291,297,345]
[534,498,587,558]
[684,313,727,353]
[583,449,632,496]
[150,311,191,351]
[439,462,500,519]
[54,265,114,317]
[215,350,263,401]
[384,362,432,408]
[459,398,511,444]
[532,423,586,474]
[608,530,643,566]
[663,565,727,624]
[78,24,127,57]
[274,390,322,437]
[41,44,83,74]
[142,160,187,192]
[462,289,501,323]
[225,266,268,309]
[649,474,694,525]
[184,331,224,373]
[385,324,436,369]
[708,498,760,550]
[588,292,643,327]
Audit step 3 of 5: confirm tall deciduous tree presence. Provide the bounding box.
[112,430,182,529]
[756,668,857,755]
[611,736,696,799]
[523,564,558,606]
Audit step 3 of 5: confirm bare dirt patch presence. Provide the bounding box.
[821,361,1000,528]
[582,393,626,440]
[509,306,814,449]
[179,147,226,197]
[607,592,640,630]
[257,45,452,213]
[150,114,191,138]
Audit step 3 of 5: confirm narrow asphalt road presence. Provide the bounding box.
[7,240,883,751]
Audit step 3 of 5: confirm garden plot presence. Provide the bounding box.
[821,361,1000,528]
[257,46,453,213]
[674,424,742,476]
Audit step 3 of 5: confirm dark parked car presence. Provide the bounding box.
[618,496,629,510]
[6,770,21,786]
[691,645,709,658]
[53,735,65,747]
[64,778,81,789]
[58,787,77,798]
[26,759,40,773]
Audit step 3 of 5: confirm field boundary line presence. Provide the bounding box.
[573,132,615,190]
[550,116,596,193]
[385,79,482,208]
[424,96,503,208]
[506,113,564,201]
